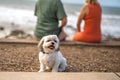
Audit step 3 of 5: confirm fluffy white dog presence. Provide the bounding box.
[38,35,67,72]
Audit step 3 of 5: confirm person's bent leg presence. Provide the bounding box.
[73,32,84,41]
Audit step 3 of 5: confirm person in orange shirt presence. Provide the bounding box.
[73,0,102,43]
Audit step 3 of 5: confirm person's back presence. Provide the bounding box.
[73,0,102,43]
[35,0,59,24]
[34,0,67,40]
[83,3,102,42]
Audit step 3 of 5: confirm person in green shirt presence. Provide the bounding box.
[34,0,67,41]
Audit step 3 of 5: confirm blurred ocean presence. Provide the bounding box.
[0,0,120,39]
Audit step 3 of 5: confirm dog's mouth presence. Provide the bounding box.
[48,45,55,50]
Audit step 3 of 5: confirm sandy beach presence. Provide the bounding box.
[0,39,120,72]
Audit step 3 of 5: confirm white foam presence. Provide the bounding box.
[0,6,36,30]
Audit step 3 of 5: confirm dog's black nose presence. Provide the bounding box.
[51,42,54,45]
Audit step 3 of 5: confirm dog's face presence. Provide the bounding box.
[38,35,59,53]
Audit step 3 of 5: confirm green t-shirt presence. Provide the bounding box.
[34,0,67,38]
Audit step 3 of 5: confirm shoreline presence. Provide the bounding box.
[0,23,120,41]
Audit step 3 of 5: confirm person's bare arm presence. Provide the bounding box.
[77,5,89,32]
[59,17,67,30]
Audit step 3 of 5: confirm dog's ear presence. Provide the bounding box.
[38,37,44,50]
[56,35,60,51]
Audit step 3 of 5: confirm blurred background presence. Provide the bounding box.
[0,0,120,40]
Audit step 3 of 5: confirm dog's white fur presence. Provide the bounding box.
[38,35,67,72]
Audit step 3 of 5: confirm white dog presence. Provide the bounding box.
[38,35,67,72]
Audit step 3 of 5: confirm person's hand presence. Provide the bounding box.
[59,27,63,32]
[77,25,81,32]
[58,27,67,41]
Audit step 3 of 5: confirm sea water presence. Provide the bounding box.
[0,0,120,39]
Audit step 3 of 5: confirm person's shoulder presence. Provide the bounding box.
[81,4,89,11]
[56,0,61,1]
[96,3,102,8]
[80,4,89,15]
[52,0,61,4]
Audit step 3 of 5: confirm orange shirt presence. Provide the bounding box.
[73,3,102,43]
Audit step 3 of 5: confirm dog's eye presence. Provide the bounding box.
[54,40,57,43]
[47,40,51,42]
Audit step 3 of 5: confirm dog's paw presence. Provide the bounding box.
[58,68,64,72]
[52,69,58,72]
[38,69,45,72]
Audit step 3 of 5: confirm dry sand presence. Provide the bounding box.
[0,40,120,72]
